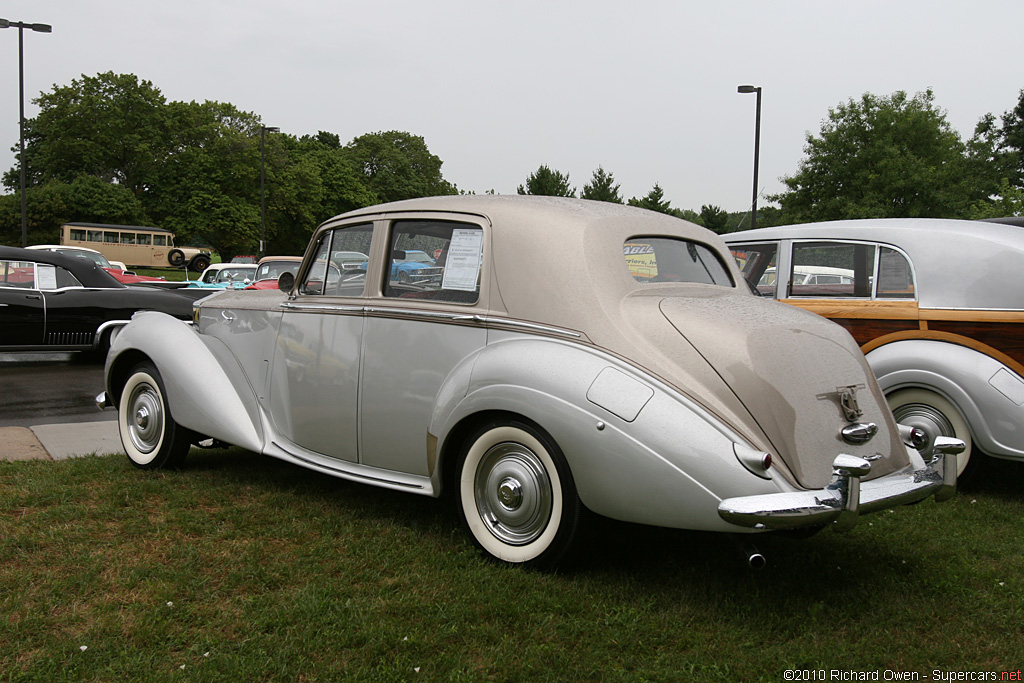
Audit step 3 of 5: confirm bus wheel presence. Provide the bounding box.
[190,256,210,272]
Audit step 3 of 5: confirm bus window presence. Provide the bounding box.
[103,231,119,243]
[120,233,135,244]
[137,234,151,246]
[88,230,102,243]
[70,229,86,241]
[154,235,167,247]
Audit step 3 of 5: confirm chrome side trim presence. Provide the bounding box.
[279,301,582,338]
[280,302,364,313]
[269,441,429,492]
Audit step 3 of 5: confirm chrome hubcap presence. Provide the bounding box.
[892,403,954,455]
[126,382,163,455]
[475,442,552,546]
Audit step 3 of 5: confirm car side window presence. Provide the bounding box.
[383,221,483,304]
[0,260,36,289]
[876,247,915,299]
[791,242,873,298]
[300,224,373,297]
[730,242,778,296]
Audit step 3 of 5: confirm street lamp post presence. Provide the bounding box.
[1,18,52,247]
[737,84,762,230]
[259,125,280,255]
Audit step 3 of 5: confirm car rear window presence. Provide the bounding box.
[624,238,733,286]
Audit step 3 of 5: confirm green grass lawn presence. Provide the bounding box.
[2,449,1022,682]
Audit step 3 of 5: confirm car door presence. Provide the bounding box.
[0,260,45,347]
[268,223,374,462]
[358,218,489,476]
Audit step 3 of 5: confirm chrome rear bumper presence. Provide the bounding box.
[718,438,962,532]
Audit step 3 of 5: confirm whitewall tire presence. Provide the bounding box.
[888,388,973,476]
[457,421,582,568]
[118,362,193,469]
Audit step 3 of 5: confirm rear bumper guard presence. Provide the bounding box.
[718,437,963,532]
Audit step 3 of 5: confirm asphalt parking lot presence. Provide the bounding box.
[1,351,124,462]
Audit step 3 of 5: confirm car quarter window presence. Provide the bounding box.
[791,242,874,298]
[300,223,373,296]
[383,221,483,304]
[730,242,778,296]
[625,238,733,286]
[875,246,915,299]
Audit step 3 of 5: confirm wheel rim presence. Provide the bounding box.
[891,402,956,455]
[126,381,164,455]
[474,442,552,546]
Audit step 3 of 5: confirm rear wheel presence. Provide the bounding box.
[457,420,583,569]
[168,249,185,267]
[189,255,211,272]
[888,388,973,476]
[118,362,193,469]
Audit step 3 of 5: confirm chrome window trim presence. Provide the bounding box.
[787,238,917,302]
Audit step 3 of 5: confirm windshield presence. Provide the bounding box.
[58,249,111,268]
[624,238,733,286]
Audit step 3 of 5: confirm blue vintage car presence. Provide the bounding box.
[187,264,258,289]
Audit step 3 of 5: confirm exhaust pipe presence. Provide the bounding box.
[731,536,766,570]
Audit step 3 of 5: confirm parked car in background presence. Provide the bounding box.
[1,246,210,357]
[26,244,176,287]
[99,197,958,568]
[231,255,257,264]
[726,218,1024,476]
[188,264,258,289]
[245,256,303,290]
[60,222,211,272]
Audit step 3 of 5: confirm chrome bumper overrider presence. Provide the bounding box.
[718,437,963,532]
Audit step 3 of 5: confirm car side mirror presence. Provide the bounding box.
[278,271,295,292]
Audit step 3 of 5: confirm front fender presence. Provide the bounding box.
[106,311,264,453]
[867,339,1024,459]
[430,335,783,532]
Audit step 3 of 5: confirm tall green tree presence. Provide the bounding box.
[580,166,622,203]
[0,177,148,245]
[145,100,265,258]
[628,183,673,214]
[344,131,455,203]
[5,72,171,196]
[772,90,993,222]
[699,204,730,233]
[517,165,576,197]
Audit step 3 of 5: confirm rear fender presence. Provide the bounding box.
[429,336,782,532]
[867,339,1024,459]
[106,311,264,452]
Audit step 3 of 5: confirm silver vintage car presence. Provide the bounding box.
[99,197,959,568]
[726,218,1024,477]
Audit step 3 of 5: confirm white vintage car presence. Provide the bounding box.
[98,196,959,568]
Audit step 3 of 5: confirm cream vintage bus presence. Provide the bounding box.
[60,222,211,272]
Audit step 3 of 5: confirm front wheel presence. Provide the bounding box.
[118,362,193,469]
[457,420,583,568]
[888,388,973,477]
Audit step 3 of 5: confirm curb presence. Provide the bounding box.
[0,422,124,462]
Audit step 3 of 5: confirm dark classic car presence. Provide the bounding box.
[0,246,209,355]
[725,218,1024,477]
[98,197,960,568]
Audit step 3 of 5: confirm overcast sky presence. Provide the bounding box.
[2,0,1022,217]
